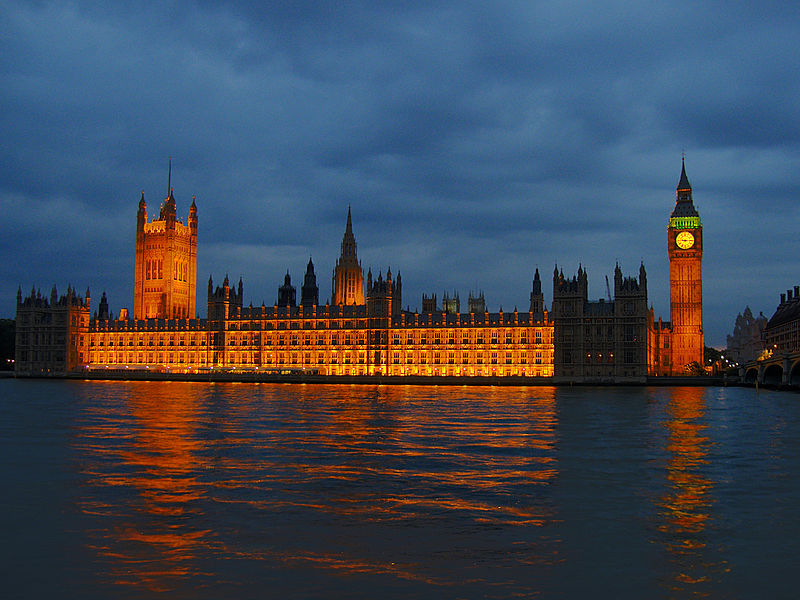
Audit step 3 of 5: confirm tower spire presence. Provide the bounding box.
[677,156,691,191]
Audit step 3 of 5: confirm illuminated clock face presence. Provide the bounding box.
[675,231,695,249]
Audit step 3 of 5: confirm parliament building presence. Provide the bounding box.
[15,163,705,381]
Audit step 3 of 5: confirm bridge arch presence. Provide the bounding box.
[763,364,783,386]
[744,368,759,383]
[790,361,800,387]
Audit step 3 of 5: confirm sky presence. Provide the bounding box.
[2,1,799,348]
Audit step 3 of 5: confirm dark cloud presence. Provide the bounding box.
[2,1,799,347]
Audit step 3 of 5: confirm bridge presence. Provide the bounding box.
[741,350,800,388]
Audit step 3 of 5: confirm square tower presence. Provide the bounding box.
[667,160,704,372]
[134,189,198,320]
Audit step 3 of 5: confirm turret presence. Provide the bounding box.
[529,268,544,316]
[301,257,319,308]
[393,271,402,318]
[161,188,177,226]
[278,271,296,307]
[189,195,198,230]
[98,291,109,321]
[137,191,147,229]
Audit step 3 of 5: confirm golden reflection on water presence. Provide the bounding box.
[76,383,561,595]
[657,387,726,597]
[77,381,216,593]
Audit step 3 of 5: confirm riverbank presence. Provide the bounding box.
[8,370,735,387]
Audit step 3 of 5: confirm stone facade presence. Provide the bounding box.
[15,162,703,381]
[649,160,705,375]
[552,264,649,381]
[764,286,800,353]
[331,208,365,306]
[726,307,767,364]
[15,285,90,375]
[134,188,198,320]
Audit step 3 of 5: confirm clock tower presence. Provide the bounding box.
[667,159,704,373]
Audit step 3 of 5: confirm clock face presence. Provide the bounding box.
[675,231,695,249]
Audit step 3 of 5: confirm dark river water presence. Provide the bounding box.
[1,380,799,599]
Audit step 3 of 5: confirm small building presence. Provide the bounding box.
[764,286,800,353]
[15,285,90,375]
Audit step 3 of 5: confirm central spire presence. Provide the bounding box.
[340,205,357,260]
[332,207,365,305]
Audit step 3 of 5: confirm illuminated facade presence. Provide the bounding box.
[73,206,554,377]
[649,160,705,375]
[331,208,365,306]
[15,162,699,381]
[82,302,554,377]
[134,188,198,320]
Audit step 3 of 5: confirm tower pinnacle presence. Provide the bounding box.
[677,157,691,191]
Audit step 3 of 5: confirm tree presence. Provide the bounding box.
[0,319,15,371]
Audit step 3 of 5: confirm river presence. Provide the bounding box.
[1,380,798,599]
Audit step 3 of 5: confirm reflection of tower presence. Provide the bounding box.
[331,207,365,306]
[657,387,719,596]
[668,159,704,373]
[134,167,198,320]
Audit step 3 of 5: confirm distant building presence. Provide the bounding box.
[726,307,767,364]
[468,291,486,314]
[764,286,800,353]
[442,292,460,315]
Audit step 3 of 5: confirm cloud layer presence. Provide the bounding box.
[2,1,799,346]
